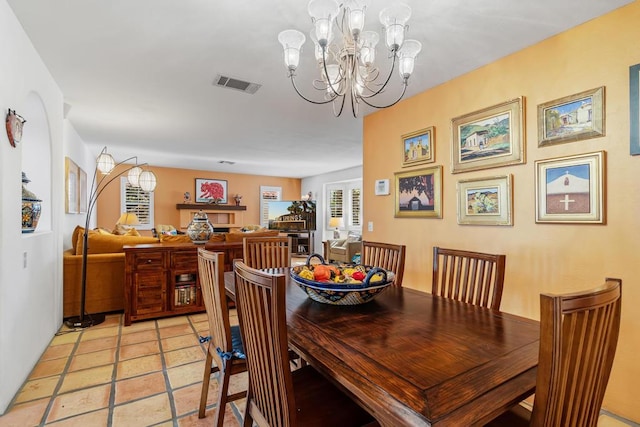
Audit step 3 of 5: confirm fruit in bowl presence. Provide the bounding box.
[290,254,395,305]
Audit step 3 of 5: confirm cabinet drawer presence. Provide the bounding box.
[172,252,197,269]
[131,252,165,269]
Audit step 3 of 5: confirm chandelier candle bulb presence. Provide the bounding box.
[278,0,421,117]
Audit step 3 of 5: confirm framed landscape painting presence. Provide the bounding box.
[451,97,525,173]
[535,151,605,224]
[457,175,512,226]
[401,126,435,167]
[538,86,605,147]
[394,166,442,218]
[195,178,228,203]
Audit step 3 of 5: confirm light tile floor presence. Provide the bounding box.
[0,309,636,427]
[0,312,246,427]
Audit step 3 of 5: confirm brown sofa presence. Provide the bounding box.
[63,226,280,317]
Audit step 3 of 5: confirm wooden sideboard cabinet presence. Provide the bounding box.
[123,242,243,325]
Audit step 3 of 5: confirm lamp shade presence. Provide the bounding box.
[96,152,115,174]
[138,170,157,192]
[117,212,139,225]
[328,217,344,228]
[127,166,143,187]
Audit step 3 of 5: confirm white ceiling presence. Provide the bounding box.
[7,0,632,178]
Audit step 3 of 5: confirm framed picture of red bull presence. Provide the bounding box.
[535,151,605,224]
[451,97,525,174]
[195,178,228,204]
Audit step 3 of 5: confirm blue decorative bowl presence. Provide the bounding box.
[290,254,394,305]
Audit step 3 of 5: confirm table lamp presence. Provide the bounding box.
[117,212,140,228]
[329,217,344,239]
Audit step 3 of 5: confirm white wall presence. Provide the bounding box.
[0,0,65,413]
[302,165,362,254]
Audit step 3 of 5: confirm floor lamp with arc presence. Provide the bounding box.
[64,147,157,329]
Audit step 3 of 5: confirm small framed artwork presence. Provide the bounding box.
[195,178,228,203]
[78,168,88,213]
[451,97,525,173]
[394,166,442,218]
[630,64,640,155]
[65,157,79,214]
[535,151,605,224]
[375,179,390,195]
[401,126,435,167]
[456,175,512,226]
[538,86,605,147]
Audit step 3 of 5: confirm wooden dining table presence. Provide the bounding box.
[223,269,540,426]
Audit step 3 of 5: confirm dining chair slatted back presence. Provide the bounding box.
[487,278,622,427]
[243,236,292,269]
[361,241,406,286]
[432,246,506,310]
[197,249,247,425]
[234,261,375,427]
[530,278,622,427]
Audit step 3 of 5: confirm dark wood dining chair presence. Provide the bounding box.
[233,261,376,427]
[487,278,622,427]
[432,246,506,310]
[242,235,292,269]
[197,249,247,426]
[361,241,406,286]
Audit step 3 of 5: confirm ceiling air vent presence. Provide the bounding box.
[213,74,261,94]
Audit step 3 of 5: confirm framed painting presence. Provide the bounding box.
[65,157,79,214]
[630,64,640,155]
[451,97,524,173]
[195,178,228,203]
[538,86,605,147]
[394,166,442,218]
[79,168,88,213]
[535,151,605,224]
[457,174,513,226]
[401,126,435,167]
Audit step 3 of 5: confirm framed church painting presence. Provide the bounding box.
[535,151,605,224]
[401,126,435,167]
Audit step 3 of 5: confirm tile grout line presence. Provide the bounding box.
[155,319,179,427]
[106,313,124,426]
[38,327,84,426]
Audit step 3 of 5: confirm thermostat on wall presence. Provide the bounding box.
[375,179,390,196]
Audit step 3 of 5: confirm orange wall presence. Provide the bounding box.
[364,3,639,422]
[96,165,301,233]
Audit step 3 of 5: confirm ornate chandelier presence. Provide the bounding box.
[278,0,421,117]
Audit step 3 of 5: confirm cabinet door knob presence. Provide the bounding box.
[146,259,152,263]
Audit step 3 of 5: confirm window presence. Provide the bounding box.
[120,177,154,230]
[326,180,362,232]
[260,186,281,228]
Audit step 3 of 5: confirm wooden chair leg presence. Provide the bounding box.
[213,360,233,427]
[198,348,215,418]
[243,388,254,427]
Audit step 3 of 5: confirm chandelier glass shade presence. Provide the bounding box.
[278,0,421,117]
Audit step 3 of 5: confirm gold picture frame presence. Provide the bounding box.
[451,97,525,174]
[456,175,513,226]
[535,151,606,224]
[65,157,79,214]
[394,166,442,218]
[401,126,435,167]
[538,86,605,147]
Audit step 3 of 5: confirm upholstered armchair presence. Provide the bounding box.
[324,234,362,263]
